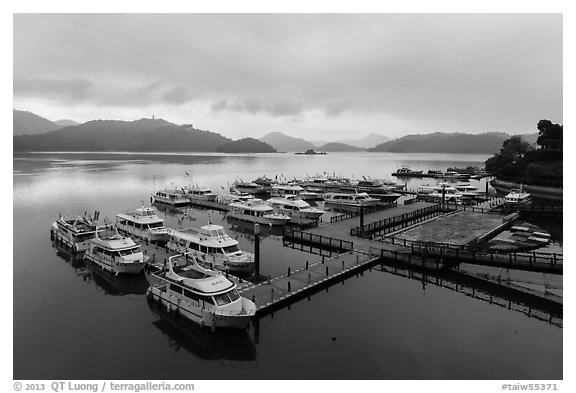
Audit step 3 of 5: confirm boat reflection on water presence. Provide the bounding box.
[51,241,150,296]
[147,298,258,368]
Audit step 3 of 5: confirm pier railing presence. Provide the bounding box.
[329,202,397,224]
[374,264,562,328]
[370,238,562,274]
[283,228,354,252]
[350,204,443,239]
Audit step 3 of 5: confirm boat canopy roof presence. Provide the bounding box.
[229,199,274,212]
[117,207,164,224]
[164,262,236,295]
[172,226,238,247]
[90,233,139,250]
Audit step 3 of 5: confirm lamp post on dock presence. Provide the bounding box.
[254,223,260,281]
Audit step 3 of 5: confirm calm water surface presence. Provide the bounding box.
[13,152,562,379]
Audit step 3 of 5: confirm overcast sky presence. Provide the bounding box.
[13,13,562,140]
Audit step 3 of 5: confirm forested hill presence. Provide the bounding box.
[13,109,62,135]
[13,119,273,153]
[367,132,513,154]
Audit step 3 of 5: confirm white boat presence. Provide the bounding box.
[228,199,291,226]
[451,182,484,199]
[232,181,267,195]
[425,184,464,203]
[340,179,401,203]
[271,184,304,197]
[51,212,101,253]
[216,186,255,204]
[435,171,468,180]
[167,224,255,274]
[152,188,189,207]
[84,229,148,275]
[504,188,531,206]
[183,185,218,202]
[116,205,170,243]
[147,254,256,330]
[324,192,380,212]
[266,196,325,220]
[417,184,437,194]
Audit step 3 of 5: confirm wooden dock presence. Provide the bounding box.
[237,251,379,314]
[283,200,563,275]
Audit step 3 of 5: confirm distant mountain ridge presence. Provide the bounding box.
[368,132,521,154]
[54,119,80,127]
[260,132,316,152]
[13,109,62,135]
[336,133,391,148]
[13,118,275,153]
[316,142,365,152]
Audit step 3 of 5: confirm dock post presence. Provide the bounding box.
[359,201,365,237]
[322,256,325,264]
[325,266,329,276]
[342,260,345,271]
[306,260,309,270]
[288,281,291,292]
[485,182,489,198]
[288,267,291,277]
[254,223,260,280]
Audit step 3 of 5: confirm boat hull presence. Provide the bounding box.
[51,223,93,253]
[152,195,190,207]
[84,253,146,275]
[116,223,170,243]
[147,287,254,330]
[227,212,290,226]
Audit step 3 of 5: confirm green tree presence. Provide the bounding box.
[536,120,563,149]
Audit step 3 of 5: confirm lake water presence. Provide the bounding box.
[13,152,562,380]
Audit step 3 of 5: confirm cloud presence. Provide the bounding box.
[12,14,562,137]
[14,77,93,103]
[163,88,193,104]
[212,97,304,117]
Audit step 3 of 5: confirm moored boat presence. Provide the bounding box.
[266,196,325,220]
[147,254,256,330]
[228,199,291,226]
[167,224,255,274]
[324,192,380,212]
[504,188,531,206]
[51,211,102,253]
[392,166,424,177]
[152,188,189,207]
[183,185,218,202]
[84,229,148,275]
[116,205,170,243]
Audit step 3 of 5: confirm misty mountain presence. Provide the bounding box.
[367,132,512,154]
[13,109,62,135]
[336,133,391,148]
[13,116,278,153]
[260,132,316,152]
[54,119,80,127]
[316,142,365,152]
[217,138,276,153]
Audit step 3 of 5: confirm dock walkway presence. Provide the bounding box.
[238,251,378,314]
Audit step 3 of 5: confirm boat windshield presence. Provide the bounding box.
[147,222,164,229]
[213,290,241,306]
[222,244,241,253]
[118,248,140,256]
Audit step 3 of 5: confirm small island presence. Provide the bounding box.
[295,149,327,155]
